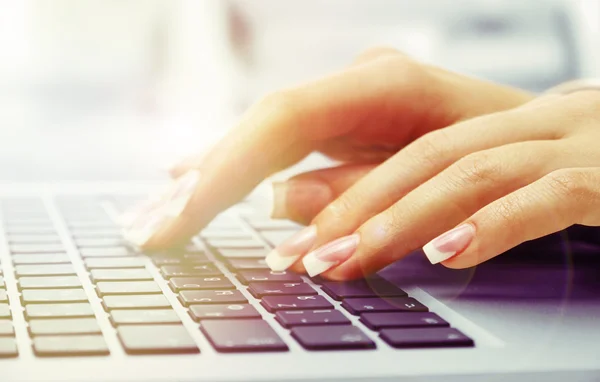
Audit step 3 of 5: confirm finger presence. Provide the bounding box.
[272,164,376,225]
[298,96,569,273]
[439,168,600,269]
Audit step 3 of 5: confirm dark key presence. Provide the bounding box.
[207,239,265,249]
[216,249,269,259]
[200,319,288,352]
[19,276,82,289]
[160,264,221,278]
[0,290,7,303]
[11,254,70,265]
[0,300,9,316]
[84,257,145,269]
[169,277,234,292]
[275,310,351,328]
[102,295,171,310]
[33,335,109,356]
[118,325,199,354]
[380,327,474,348]
[80,247,131,258]
[248,282,317,298]
[342,297,428,315]
[8,235,61,244]
[90,269,153,282]
[74,238,125,247]
[15,264,75,277]
[96,281,161,296]
[25,303,94,319]
[189,304,261,321]
[322,279,407,300]
[0,338,18,358]
[261,295,333,313]
[360,312,449,331]
[10,244,65,254]
[178,290,246,306]
[21,289,88,304]
[225,258,269,271]
[0,320,15,336]
[110,309,181,325]
[237,270,302,285]
[29,318,101,336]
[291,325,375,350]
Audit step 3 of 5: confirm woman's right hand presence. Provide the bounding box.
[124,47,534,249]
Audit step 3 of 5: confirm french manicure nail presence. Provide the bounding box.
[265,225,317,271]
[302,234,360,277]
[423,224,475,264]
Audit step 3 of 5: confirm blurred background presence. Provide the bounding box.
[0,0,598,182]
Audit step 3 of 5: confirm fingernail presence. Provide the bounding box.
[265,225,317,271]
[423,224,475,264]
[123,209,169,247]
[270,180,332,219]
[164,170,201,217]
[302,234,360,277]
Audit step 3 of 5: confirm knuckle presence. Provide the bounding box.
[451,151,503,186]
[409,130,452,168]
[318,192,360,224]
[544,169,597,204]
[560,91,600,122]
[488,196,526,235]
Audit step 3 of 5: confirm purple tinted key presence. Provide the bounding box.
[360,312,449,331]
[380,327,474,348]
[261,295,333,313]
[291,325,375,350]
[169,277,234,292]
[342,297,428,315]
[248,282,317,298]
[160,264,221,278]
[237,270,302,285]
[322,279,407,300]
[275,310,351,328]
[225,258,269,271]
[200,319,288,353]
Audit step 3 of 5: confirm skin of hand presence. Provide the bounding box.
[120,47,540,273]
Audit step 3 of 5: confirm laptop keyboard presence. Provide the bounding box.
[0,195,474,358]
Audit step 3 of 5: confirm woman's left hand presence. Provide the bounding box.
[274,91,600,279]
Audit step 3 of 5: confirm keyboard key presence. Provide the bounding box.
[0,290,7,303]
[291,325,375,350]
[342,297,428,315]
[110,309,181,325]
[360,312,449,331]
[225,258,269,271]
[207,239,265,249]
[261,295,333,313]
[11,254,71,265]
[178,290,247,306]
[160,264,221,278]
[237,270,302,285]
[216,248,269,259]
[25,303,94,319]
[275,310,351,328]
[72,229,122,238]
[21,289,88,304]
[0,305,11,319]
[90,269,153,282]
[33,335,109,356]
[380,327,474,348]
[84,257,145,269]
[15,264,75,277]
[6,226,55,235]
[74,238,125,247]
[96,281,161,296]
[248,282,317,298]
[189,304,261,321]
[150,254,209,266]
[169,277,234,292]
[29,318,101,336]
[103,295,171,310]
[0,320,14,336]
[118,325,199,354]
[200,319,288,353]
[80,247,131,258]
[19,276,82,289]
[10,244,65,254]
[0,338,18,357]
[322,279,407,300]
[7,235,62,244]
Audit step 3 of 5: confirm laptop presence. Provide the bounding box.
[1,180,599,381]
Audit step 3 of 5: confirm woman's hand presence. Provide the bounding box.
[121,48,533,258]
[278,91,600,279]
